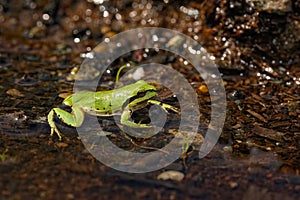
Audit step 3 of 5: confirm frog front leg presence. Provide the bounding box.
[147,100,180,113]
[120,101,179,128]
[120,97,179,129]
[47,107,85,140]
[120,108,150,128]
[120,90,156,128]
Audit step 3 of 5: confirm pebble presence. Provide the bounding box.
[157,170,185,182]
[229,181,238,189]
[132,67,145,80]
[198,84,209,94]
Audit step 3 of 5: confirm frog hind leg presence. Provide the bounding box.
[47,107,84,140]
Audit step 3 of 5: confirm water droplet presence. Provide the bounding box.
[152,34,159,42]
[286,82,292,86]
[129,11,137,18]
[229,90,246,100]
[209,55,216,60]
[85,17,92,23]
[103,10,109,17]
[99,5,106,12]
[42,13,50,21]
[74,38,80,43]
[80,52,94,59]
[115,13,122,20]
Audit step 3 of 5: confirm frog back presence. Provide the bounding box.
[63,91,114,115]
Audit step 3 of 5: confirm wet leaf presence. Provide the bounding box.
[247,109,268,123]
[6,89,25,97]
[55,142,69,148]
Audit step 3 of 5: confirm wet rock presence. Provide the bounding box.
[157,170,185,182]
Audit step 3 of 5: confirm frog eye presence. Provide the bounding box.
[136,90,146,97]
